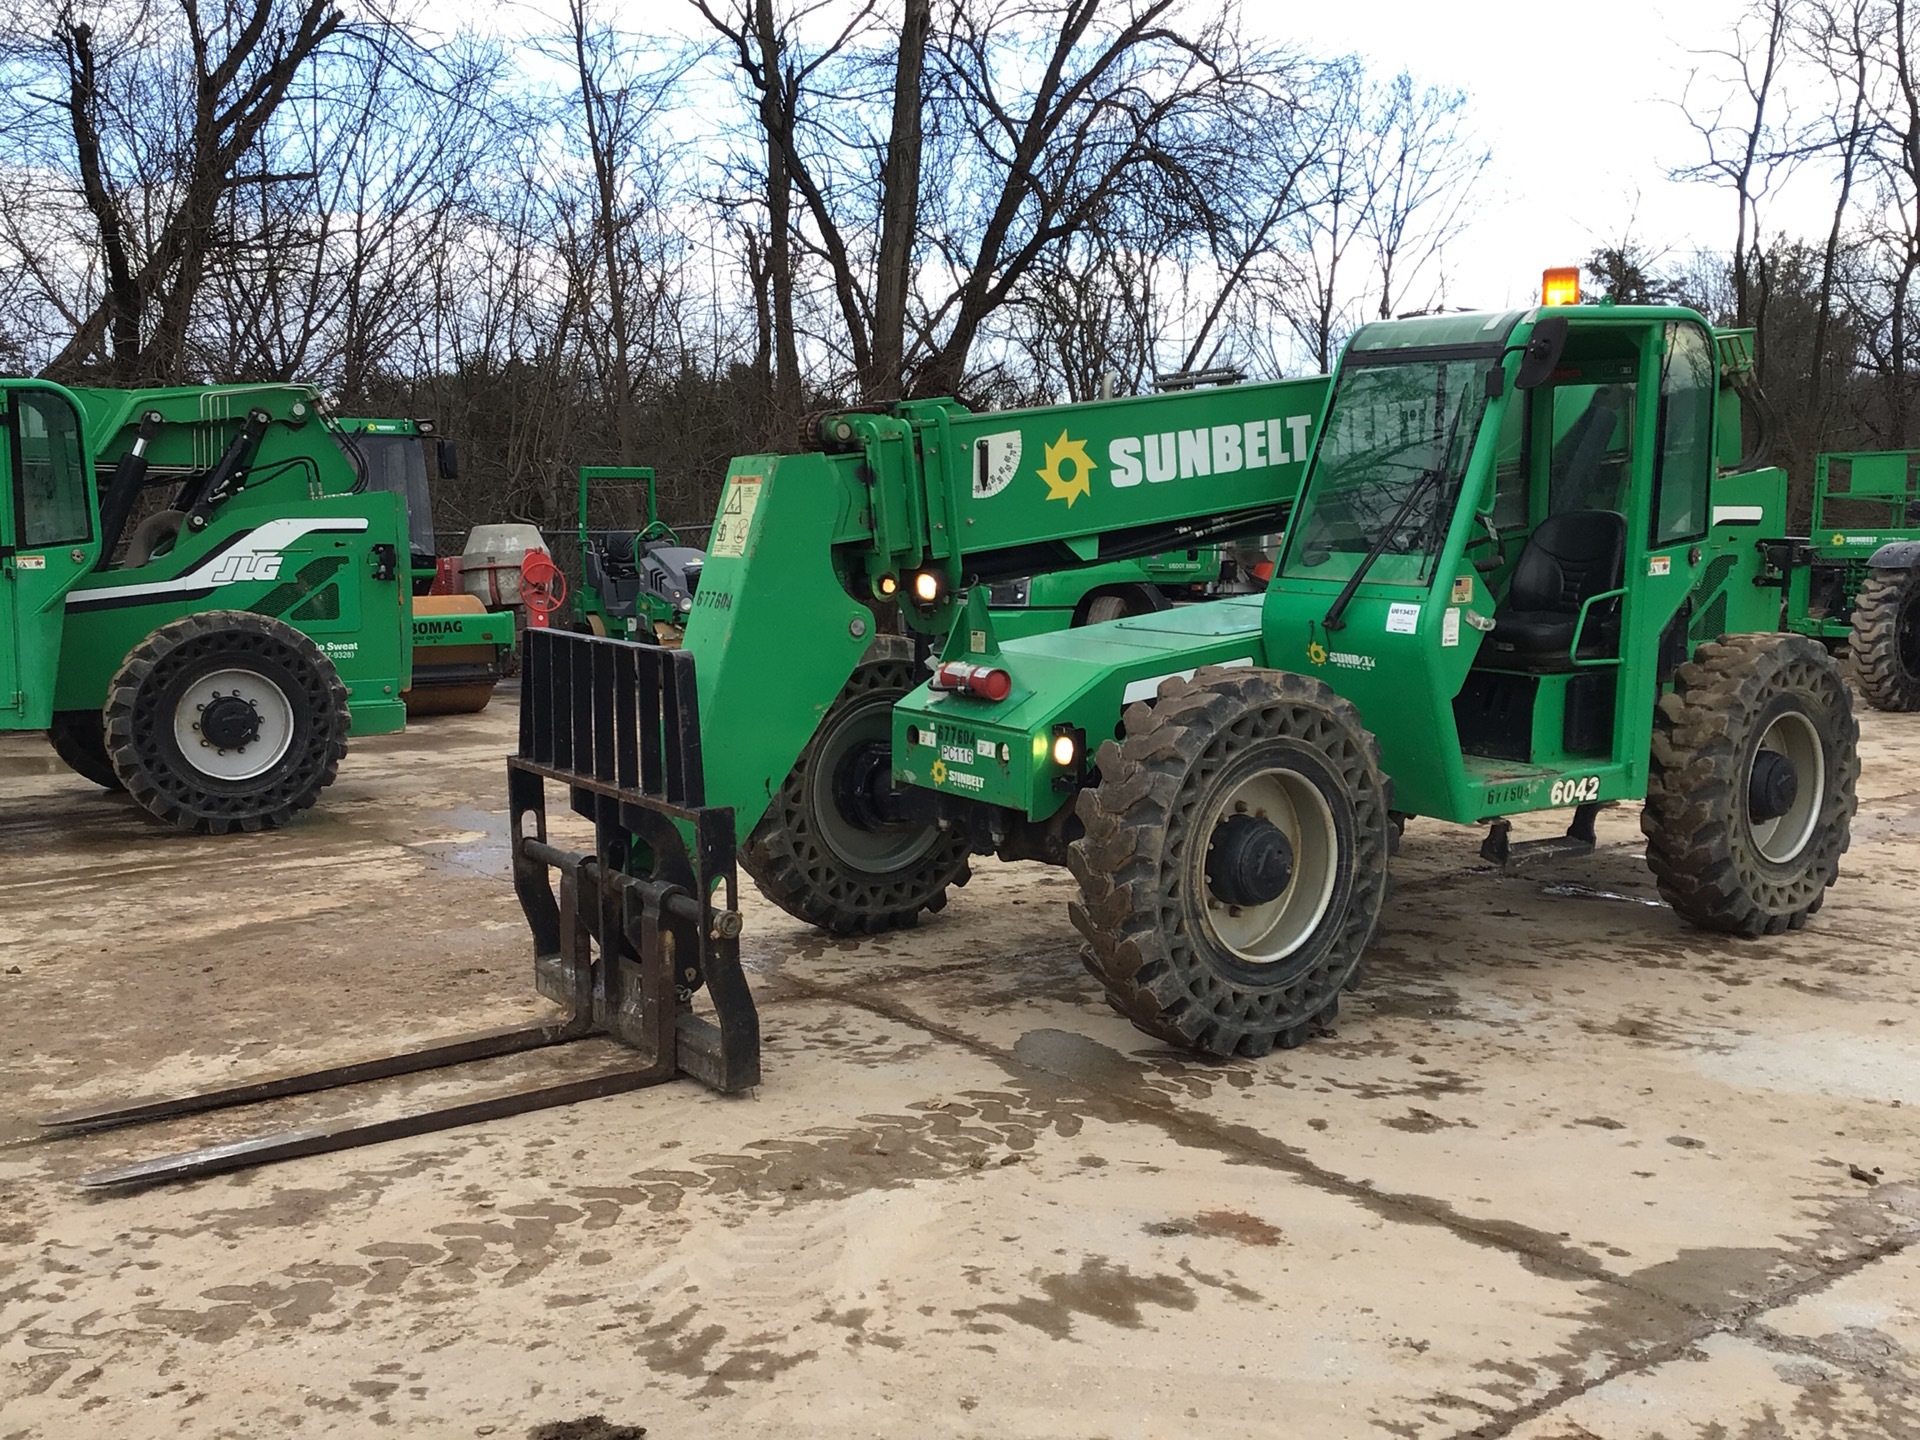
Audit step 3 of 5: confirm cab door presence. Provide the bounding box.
[1,385,100,727]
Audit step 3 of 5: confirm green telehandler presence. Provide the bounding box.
[1780,448,1920,711]
[5,380,413,832]
[46,291,1862,1188]
[654,299,1852,1053]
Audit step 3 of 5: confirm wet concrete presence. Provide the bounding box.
[2,698,1917,1437]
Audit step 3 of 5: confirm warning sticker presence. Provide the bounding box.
[973,432,1022,498]
[1442,608,1461,647]
[710,476,762,557]
[1648,554,1672,577]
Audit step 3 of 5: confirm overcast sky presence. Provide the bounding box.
[1268,0,1802,309]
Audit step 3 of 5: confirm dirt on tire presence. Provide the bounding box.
[1068,665,1391,1058]
[1642,632,1858,936]
[1848,565,1920,712]
[742,636,971,934]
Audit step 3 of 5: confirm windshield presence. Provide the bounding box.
[1282,356,1494,586]
[344,433,434,557]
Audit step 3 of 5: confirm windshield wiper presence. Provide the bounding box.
[1321,467,1441,633]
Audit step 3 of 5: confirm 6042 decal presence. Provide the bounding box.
[1550,775,1601,806]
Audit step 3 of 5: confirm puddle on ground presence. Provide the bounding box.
[1539,882,1668,909]
[412,807,512,880]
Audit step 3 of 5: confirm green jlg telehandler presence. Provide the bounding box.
[3,380,413,832]
[44,284,1861,1187]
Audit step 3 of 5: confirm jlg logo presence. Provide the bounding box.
[207,552,285,585]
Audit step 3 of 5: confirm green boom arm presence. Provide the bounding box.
[683,376,1328,838]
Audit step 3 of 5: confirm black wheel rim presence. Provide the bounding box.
[806,696,938,873]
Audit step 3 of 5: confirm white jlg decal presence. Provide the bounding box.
[1550,775,1601,805]
[207,551,284,584]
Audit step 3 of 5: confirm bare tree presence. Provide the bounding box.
[695,0,1328,402]
[1361,73,1485,321]
[1797,0,1877,442]
[12,0,358,381]
[1672,0,1804,334]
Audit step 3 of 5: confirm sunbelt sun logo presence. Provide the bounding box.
[1038,431,1096,507]
[207,551,285,584]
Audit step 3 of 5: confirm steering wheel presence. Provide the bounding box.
[629,521,680,577]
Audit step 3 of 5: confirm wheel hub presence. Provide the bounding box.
[1747,749,1799,822]
[171,667,298,782]
[1206,813,1295,907]
[1746,709,1825,865]
[199,692,264,750]
[804,694,942,876]
[833,741,906,832]
[1199,767,1341,967]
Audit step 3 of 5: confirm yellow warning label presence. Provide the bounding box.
[710,476,763,557]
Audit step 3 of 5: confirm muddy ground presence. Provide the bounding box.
[2,691,1918,1439]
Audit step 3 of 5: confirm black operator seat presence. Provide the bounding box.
[1481,509,1626,671]
[599,531,640,578]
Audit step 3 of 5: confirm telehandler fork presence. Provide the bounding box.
[40,630,758,1189]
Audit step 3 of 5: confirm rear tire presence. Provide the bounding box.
[742,638,972,933]
[1081,593,1131,625]
[104,611,350,835]
[1848,565,1920,711]
[1068,666,1392,1057]
[1642,634,1857,936]
[46,710,125,792]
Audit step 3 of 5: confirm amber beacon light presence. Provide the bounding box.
[1541,267,1582,307]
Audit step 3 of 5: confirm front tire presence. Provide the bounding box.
[103,611,350,835]
[1068,667,1392,1058]
[1642,634,1858,935]
[742,638,972,933]
[1848,566,1920,711]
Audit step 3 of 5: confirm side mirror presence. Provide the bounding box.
[437,439,461,480]
[1515,316,1569,390]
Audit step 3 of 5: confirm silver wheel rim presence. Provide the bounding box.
[1202,769,1340,963]
[172,667,296,781]
[1748,711,1824,864]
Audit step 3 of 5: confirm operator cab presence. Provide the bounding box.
[1455,313,1717,767]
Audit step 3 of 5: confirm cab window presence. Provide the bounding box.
[1489,388,1529,530]
[1547,382,1637,515]
[1650,322,1714,544]
[12,390,91,547]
